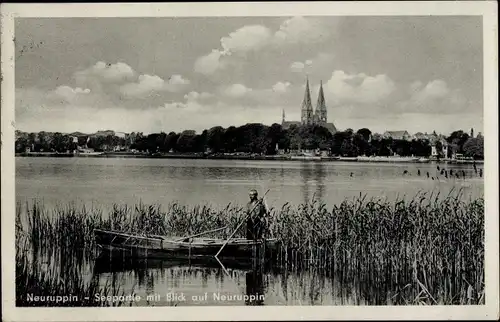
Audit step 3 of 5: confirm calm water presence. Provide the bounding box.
[92,260,368,306]
[16,157,484,306]
[16,157,483,211]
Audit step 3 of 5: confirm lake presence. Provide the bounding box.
[92,261,372,306]
[15,157,484,306]
[16,157,483,212]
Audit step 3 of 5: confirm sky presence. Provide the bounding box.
[15,16,483,135]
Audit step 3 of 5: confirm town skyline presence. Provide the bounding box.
[15,125,480,140]
[15,16,483,135]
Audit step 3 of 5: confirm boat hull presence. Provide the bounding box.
[94,229,279,261]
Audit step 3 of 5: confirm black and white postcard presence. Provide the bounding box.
[1,2,498,321]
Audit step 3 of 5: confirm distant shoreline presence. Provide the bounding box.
[14,152,484,164]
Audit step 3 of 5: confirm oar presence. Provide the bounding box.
[174,225,229,242]
[215,189,270,259]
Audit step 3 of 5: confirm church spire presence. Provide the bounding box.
[316,80,327,123]
[282,109,285,123]
[301,76,314,125]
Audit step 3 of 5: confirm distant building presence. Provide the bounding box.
[430,138,449,158]
[69,131,88,137]
[281,109,301,130]
[281,77,337,134]
[383,130,411,141]
[115,132,127,139]
[126,132,139,145]
[94,130,115,137]
[413,132,430,140]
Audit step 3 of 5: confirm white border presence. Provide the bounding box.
[1,2,498,321]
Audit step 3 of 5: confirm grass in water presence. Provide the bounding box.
[15,189,484,305]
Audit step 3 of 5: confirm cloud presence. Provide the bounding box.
[290,62,305,73]
[194,17,332,75]
[74,61,135,84]
[411,80,450,102]
[119,74,190,98]
[290,53,334,74]
[194,50,225,75]
[169,74,190,86]
[15,84,482,136]
[323,70,396,105]
[272,81,291,93]
[220,25,272,54]
[161,89,216,113]
[307,53,334,67]
[397,79,468,114]
[163,82,294,115]
[156,100,286,133]
[221,84,253,98]
[72,61,137,95]
[120,75,164,98]
[162,101,199,111]
[184,91,213,101]
[16,86,122,133]
[194,25,271,76]
[50,86,91,102]
[274,16,329,44]
[72,61,190,100]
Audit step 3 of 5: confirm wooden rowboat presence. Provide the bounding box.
[93,228,280,261]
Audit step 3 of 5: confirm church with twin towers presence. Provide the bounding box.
[281,77,337,134]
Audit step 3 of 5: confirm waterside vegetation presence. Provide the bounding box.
[16,126,484,160]
[16,190,484,306]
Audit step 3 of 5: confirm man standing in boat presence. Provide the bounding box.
[246,189,269,241]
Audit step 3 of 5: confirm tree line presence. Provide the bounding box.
[15,124,484,160]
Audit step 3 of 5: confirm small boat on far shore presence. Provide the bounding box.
[290,155,322,161]
[337,156,358,162]
[417,157,430,163]
[75,151,104,157]
[357,156,420,163]
[290,151,322,161]
[449,154,484,164]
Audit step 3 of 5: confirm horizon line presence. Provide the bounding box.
[14,125,480,137]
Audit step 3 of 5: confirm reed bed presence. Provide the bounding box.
[16,203,128,307]
[16,235,129,307]
[15,189,484,305]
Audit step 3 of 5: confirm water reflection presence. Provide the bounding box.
[299,162,326,204]
[313,162,325,202]
[300,163,312,204]
[92,243,404,306]
[91,254,356,306]
[245,269,265,305]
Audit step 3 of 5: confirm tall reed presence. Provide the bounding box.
[15,189,484,305]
